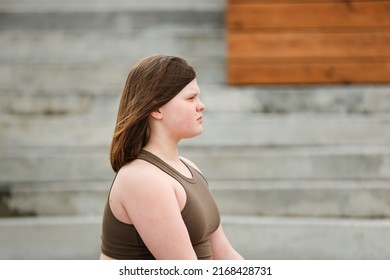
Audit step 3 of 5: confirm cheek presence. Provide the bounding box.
[175,112,195,128]
[171,108,197,129]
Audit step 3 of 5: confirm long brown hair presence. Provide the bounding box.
[110,55,196,172]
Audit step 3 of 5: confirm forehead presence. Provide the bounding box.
[178,78,200,95]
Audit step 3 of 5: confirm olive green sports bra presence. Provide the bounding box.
[100,150,221,259]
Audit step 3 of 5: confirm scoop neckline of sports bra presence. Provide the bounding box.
[139,150,196,183]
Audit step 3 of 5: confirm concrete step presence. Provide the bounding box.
[222,216,390,260]
[0,215,389,259]
[0,31,225,85]
[187,114,390,147]
[2,180,390,219]
[0,33,224,84]
[0,0,225,12]
[2,85,390,117]
[212,180,390,219]
[0,181,110,217]
[0,216,101,259]
[0,58,225,86]
[201,85,390,114]
[0,147,113,182]
[185,146,390,180]
[1,114,389,147]
[0,83,120,116]
[1,146,389,183]
[0,115,115,147]
[0,30,224,64]
[0,0,225,32]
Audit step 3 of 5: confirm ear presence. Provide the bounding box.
[150,109,163,120]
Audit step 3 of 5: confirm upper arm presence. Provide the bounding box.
[119,168,197,260]
[210,224,244,260]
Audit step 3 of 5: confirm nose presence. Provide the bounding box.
[197,99,206,112]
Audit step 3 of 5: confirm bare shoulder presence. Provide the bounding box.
[111,159,179,223]
[116,159,170,191]
[112,159,172,204]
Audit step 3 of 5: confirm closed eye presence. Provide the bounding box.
[187,94,198,100]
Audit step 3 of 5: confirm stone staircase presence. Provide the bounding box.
[1,0,390,259]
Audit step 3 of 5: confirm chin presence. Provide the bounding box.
[195,128,204,136]
[184,130,203,139]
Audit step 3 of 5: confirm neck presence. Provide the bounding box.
[143,134,181,163]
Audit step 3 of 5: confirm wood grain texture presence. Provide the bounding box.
[228,61,390,84]
[227,1,390,29]
[227,0,390,84]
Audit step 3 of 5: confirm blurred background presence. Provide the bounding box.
[0,0,389,259]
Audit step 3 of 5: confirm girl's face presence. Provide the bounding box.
[158,78,206,140]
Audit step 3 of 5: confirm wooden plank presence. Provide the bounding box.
[228,31,390,59]
[228,0,387,4]
[227,1,390,29]
[227,61,390,84]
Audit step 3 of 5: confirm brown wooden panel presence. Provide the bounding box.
[227,1,390,29]
[228,0,386,4]
[228,31,390,59]
[228,61,390,84]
